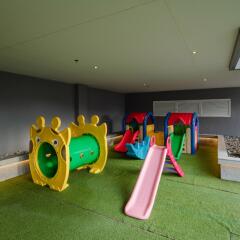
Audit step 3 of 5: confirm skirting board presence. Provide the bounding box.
[218,135,240,182]
[220,164,240,182]
[0,160,29,182]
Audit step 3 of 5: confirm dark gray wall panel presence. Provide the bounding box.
[126,88,240,136]
[77,87,125,133]
[0,72,75,157]
[78,84,89,115]
[0,71,125,158]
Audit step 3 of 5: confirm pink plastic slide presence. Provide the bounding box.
[124,145,168,220]
[124,136,184,220]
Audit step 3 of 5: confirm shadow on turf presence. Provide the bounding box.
[196,143,220,178]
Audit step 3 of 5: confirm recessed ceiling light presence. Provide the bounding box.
[143,83,150,87]
[94,65,98,69]
[192,51,197,55]
[203,78,207,82]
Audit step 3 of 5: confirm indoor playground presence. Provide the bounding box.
[1,2,240,240]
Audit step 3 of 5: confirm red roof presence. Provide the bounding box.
[168,113,193,125]
[126,112,148,124]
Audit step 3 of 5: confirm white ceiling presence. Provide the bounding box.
[0,0,240,93]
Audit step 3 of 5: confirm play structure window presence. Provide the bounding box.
[174,123,187,135]
[38,142,58,178]
[129,120,139,132]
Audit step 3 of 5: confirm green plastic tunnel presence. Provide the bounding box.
[69,135,100,171]
[37,134,100,178]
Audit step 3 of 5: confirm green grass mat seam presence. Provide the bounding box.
[230,232,240,240]
[6,174,240,240]
[165,178,240,195]
[3,142,240,240]
[7,180,176,240]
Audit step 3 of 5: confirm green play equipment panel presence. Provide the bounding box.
[171,133,186,160]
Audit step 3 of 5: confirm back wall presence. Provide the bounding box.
[0,71,75,158]
[77,85,125,134]
[126,87,240,136]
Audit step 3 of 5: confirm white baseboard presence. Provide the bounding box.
[0,159,30,182]
[220,164,240,182]
[218,135,240,182]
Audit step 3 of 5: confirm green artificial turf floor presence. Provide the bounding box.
[1,140,240,240]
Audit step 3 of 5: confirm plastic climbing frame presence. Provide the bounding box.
[29,114,108,192]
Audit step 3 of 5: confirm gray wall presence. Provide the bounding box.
[0,71,75,157]
[77,85,125,134]
[126,88,240,136]
[0,71,125,158]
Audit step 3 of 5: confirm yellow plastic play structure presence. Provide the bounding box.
[29,114,108,191]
